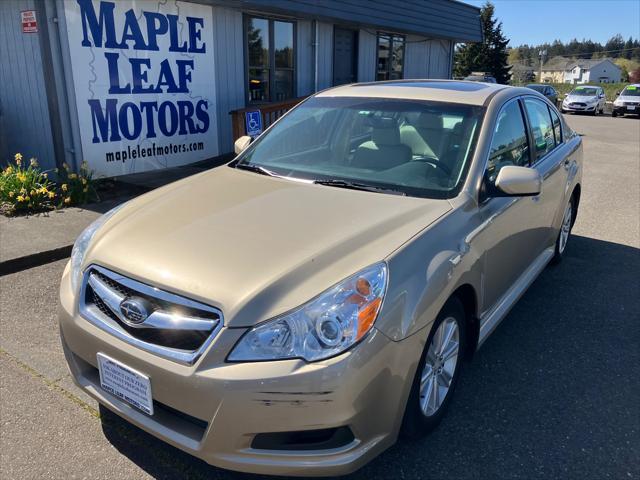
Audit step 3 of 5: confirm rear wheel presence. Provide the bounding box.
[552,197,574,264]
[401,297,466,438]
[612,111,618,117]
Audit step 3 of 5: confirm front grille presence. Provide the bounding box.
[570,102,587,107]
[624,102,639,106]
[79,265,223,364]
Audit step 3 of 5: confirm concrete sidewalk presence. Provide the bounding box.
[0,198,130,275]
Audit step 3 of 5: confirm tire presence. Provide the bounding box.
[592,108,598,116]
[612,111,617,118]
[551,197,574,264]
[401,297,466,438]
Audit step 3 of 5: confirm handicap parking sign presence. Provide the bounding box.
[245,110,263,138]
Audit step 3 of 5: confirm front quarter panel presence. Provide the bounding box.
[376,195,483,341]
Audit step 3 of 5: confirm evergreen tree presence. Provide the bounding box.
[454,1,510,83]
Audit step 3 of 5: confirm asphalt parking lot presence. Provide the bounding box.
[1,114,638,480]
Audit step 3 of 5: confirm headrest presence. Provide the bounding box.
[415,111,443,130]
[371,118,400,146]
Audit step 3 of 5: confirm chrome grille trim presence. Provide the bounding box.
[79,265,224,365]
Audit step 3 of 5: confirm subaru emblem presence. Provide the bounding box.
[119,297,152,325]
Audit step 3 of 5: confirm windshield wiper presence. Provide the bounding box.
[234,163,276,177]
[314,179,406,196]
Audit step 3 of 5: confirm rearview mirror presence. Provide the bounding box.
[234,135,252,155]
[495,166,542,196]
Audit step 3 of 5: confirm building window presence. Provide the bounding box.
[376,34,405,81]
[246,16,295,104]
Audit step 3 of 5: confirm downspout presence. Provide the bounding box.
[312,20,318,92]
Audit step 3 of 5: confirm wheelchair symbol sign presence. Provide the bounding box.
[245,111,263,138]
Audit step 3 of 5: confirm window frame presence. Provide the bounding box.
[375,32,406,81]
[244,14,297,106]
[522,95,564,165]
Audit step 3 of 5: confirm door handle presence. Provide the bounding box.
[563,159,571,170]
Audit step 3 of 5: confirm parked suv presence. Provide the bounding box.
[59,81,582,477]
[526,84,558,105]
[612,84,640,117]
[561,85,606,115]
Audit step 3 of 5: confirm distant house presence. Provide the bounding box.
[537,56,622,84]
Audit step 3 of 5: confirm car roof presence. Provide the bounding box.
[571,85,601,88]
[316,80,509,106]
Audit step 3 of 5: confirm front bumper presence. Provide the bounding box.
[58,263,423,476]
[613,104,639,114]
[562,103,597,112]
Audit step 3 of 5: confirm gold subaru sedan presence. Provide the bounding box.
[59,80,582,476]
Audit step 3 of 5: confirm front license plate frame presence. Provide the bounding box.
[97,353,154,415]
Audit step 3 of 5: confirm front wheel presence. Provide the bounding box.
[551,198,573,264]
[401,297,466,438]
[612,111,618,118]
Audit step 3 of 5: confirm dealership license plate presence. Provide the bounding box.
[628,106,636,111]
[97,353,153,415]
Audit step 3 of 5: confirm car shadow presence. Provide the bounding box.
[99,234,640,480]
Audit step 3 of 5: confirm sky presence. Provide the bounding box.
[464,0,640,47]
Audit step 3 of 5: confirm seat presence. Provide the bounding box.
[400,111,444,158]
[352,120,412,171]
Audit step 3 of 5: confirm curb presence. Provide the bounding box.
[0,245,73,276]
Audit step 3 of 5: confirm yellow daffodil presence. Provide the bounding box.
[14,153,23,163]
[30,158,38,167]
[17,195,24,202]
[81,178,87,185]
[69,173,78,180]
[20,187,26,194]
[48,191,55,199]
[4,165,13,174]
[64,196,71,204]
[61,184,68,192]
[24,196,30,202]
[30,190,35,196]
[9,191,14,198]
[43,172,48,178]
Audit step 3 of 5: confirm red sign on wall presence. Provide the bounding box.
[21,10,38,33]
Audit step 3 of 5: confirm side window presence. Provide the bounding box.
[549,106,562,145]
[524,98,555,159]
[486,101,530,182]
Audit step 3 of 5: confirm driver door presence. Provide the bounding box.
[477,98,542,311]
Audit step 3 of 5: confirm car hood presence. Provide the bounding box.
[616,95,638,102]
[565,94,598,103]
[86,167,451,327]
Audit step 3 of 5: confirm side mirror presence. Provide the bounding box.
[615,91,620,95]
[234,135,252,155]
[495,166,542,196]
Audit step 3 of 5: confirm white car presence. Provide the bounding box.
[561,85,606,115]
[612,84,640,117]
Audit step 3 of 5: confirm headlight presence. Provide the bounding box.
[69,204,124,292]
[228,263,387,362]
[614,99,623,106]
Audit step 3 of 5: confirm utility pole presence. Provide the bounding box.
[538,49,547,82]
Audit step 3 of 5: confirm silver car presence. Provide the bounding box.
[59,80,582,476]
[612,83,640,117]
[561,85,606,115]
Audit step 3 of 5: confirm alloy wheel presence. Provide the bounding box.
[559,201,573,254]
[419,317,460,417]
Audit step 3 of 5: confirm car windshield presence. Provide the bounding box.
[621,86,640,96]
[232,97,484,199]
[526,85,546,93]
[570,87,598,96]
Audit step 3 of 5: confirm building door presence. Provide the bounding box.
[333,28,357,86]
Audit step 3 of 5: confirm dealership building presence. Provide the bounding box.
[0,0,481,178]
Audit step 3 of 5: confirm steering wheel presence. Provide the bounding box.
[413,157,452,176]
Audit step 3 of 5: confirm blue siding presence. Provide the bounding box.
[227,0,481,42]
[0,0,55,169]
[212,6,245,154]
[316,22,334,89]
[296,20,314,96]
[357,29,377,82]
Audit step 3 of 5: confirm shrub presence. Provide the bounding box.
[0,153,56,215]
[55,161,99,207]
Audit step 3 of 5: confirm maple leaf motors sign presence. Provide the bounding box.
[63,0,219,177]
